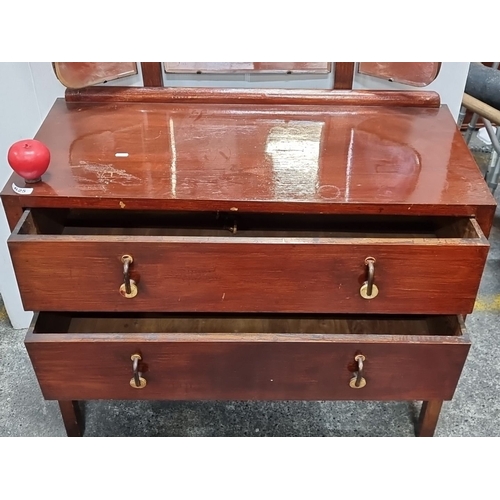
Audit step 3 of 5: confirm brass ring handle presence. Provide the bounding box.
[132,354,140,387]
[122,254,133,295]
[130,354,147,389]
[120,255,138,298]
[349,354,366,389]
[365,258,375,296]
[360,257,379,299]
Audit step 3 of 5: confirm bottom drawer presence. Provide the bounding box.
[26,313,470,401]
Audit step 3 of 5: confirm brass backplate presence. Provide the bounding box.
[360,283,379,299]
[120,280,138,299]
[130,376,147,389]
[349,377,367,389]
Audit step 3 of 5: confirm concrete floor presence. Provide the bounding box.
[1,144,500,437]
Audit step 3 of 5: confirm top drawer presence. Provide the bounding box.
[8,208,489,314]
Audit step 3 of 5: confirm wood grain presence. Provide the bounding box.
[26,313,469,402]
[2,98,494,232]
[333,63,355,89]
[1,195,23,231]
[416,400,444,437]
[140,63,163,87]
[64,87,441,106]
[58,401,83,437]
[33,312,463,336]
[8,209,489,314]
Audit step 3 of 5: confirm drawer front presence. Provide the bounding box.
[10,234,489,316]
[26,313,470,401]
[9,210,489,314]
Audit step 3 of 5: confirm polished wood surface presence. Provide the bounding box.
[140,63,163,87]
[10,237,488,314]
[26,313,469,401]
[417,400,444,437]
[58,401,83,437]
[64,87,441,106]
[333,63,355,89]
[9,209,488,314]
[2,98,494,225]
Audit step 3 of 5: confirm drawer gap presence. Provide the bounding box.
[20,208,483,240]
[33,312,462,337]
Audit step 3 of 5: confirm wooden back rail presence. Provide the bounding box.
[65,87,441,107]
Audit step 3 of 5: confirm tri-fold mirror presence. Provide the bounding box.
[53,62,441,89]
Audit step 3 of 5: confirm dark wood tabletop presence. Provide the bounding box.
[2,98,495,221]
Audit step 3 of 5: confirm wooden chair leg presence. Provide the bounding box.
[58,400,84,437]
[416,400,443,437]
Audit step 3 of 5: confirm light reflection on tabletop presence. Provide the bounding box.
[5,99,489,209]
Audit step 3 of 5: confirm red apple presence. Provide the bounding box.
[7,139,50,183]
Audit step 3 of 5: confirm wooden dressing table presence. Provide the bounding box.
[2,66,495,436]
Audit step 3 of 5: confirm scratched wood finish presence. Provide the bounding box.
[140,63,163,87]
[26,313,469,401]
[333,63,355,89]
[1,98,495,230]
[64,87,440,106]
[8,209,488,314]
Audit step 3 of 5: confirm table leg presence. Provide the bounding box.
[416,400,443,437]
[58,400,84,437]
